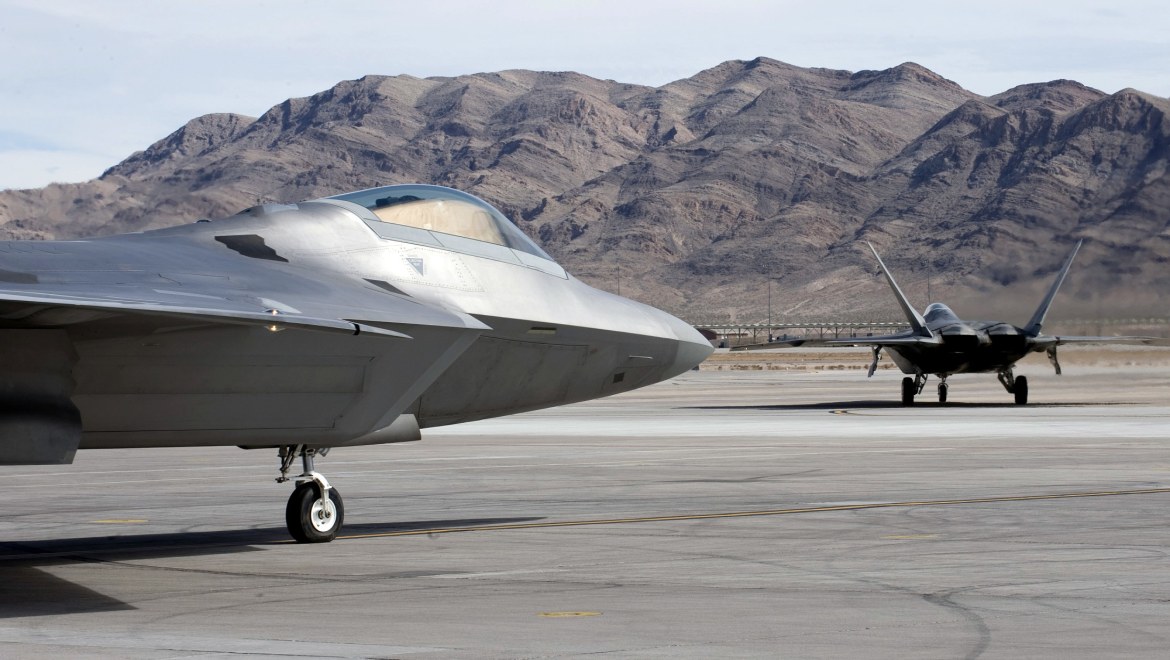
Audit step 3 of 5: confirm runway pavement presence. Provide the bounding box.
[2,360,1169,658]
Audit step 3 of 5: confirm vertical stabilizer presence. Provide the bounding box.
[1025,239,1083,335]
[867,243,931,337]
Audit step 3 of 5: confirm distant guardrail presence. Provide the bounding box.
[686,318,1170,345]
[687,321,907,343]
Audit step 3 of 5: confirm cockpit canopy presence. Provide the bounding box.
[924,302,958,323]
[325,185,552,261]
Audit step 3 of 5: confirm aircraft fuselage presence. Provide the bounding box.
[885,304,1036,376]
[0,184,713,541]
[0,186,712,453]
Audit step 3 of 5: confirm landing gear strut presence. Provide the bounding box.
[1047,346,1062,375]
[996,368,1029,405]
[277,445,344,543]
[901,372,927,406]
[868,346,882,378]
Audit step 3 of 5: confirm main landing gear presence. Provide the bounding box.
[903,370,1030,406]
[277,445,344,543]
[900,372,927,406]
[997,368,1029,405]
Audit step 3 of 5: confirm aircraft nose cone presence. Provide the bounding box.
[660,313,714,378]
[670,334,715,376]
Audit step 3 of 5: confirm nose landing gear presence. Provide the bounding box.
[277,445,344,543]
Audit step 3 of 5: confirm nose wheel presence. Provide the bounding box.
[277,445,344,543]
[286,481,344,543]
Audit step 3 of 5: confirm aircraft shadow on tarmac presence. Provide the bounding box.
[0,516,542,618]
[687,400,1122,411]
[0,566,133,618]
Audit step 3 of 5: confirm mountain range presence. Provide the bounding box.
[1,57,1167,324]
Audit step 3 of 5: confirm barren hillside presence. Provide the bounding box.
[1,58,1167,323]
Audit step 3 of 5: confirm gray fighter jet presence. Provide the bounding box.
[736,240,1149,406]
[0,184,713,542]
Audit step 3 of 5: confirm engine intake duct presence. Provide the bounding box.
[0,330,80,464]
[986,323,1028,352]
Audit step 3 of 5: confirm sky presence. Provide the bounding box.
[1,0,1167,190]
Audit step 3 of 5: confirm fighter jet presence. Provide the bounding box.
[735,240,1149,406]
[0,184,713,542]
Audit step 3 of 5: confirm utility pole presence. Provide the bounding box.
[767,280,773,342]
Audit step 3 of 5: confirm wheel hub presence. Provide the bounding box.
[310,497,337,532]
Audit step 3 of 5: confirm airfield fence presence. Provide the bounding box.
[688,318,1170,348]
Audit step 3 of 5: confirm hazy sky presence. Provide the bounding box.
[1,0,1167,190]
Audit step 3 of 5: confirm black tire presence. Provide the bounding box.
[901,377,915,406]
[285,482,344,543]
[938,383,948,404]
[1014,375,1029,405]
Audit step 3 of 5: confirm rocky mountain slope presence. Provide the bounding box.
[1,58,1167,323]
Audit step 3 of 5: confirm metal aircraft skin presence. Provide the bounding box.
[735,240,1148,406]
[0,184,713,542]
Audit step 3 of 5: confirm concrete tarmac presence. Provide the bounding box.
[3,359,1170,658]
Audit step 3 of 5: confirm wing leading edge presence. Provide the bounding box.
[0,287,416,338]
[0,239,491,338]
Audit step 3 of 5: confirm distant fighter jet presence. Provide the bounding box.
[0,184,712,542]
[735,240,1149,406]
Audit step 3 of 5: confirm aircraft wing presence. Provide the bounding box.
[1026,334,1163,375]
[732,331,941,351]
[730,340,820,351]
[1030,335,1163,348]
[1056,335,1160,344]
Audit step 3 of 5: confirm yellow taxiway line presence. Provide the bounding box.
[338,486,1170,541]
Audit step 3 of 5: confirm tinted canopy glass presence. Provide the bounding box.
[327,185,551,260]
[924,303,959,323]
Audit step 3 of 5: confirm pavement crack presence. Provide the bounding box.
[921,589,992,660]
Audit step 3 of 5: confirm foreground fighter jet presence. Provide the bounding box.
[0,184,712,542]
[736,240,1148,405]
